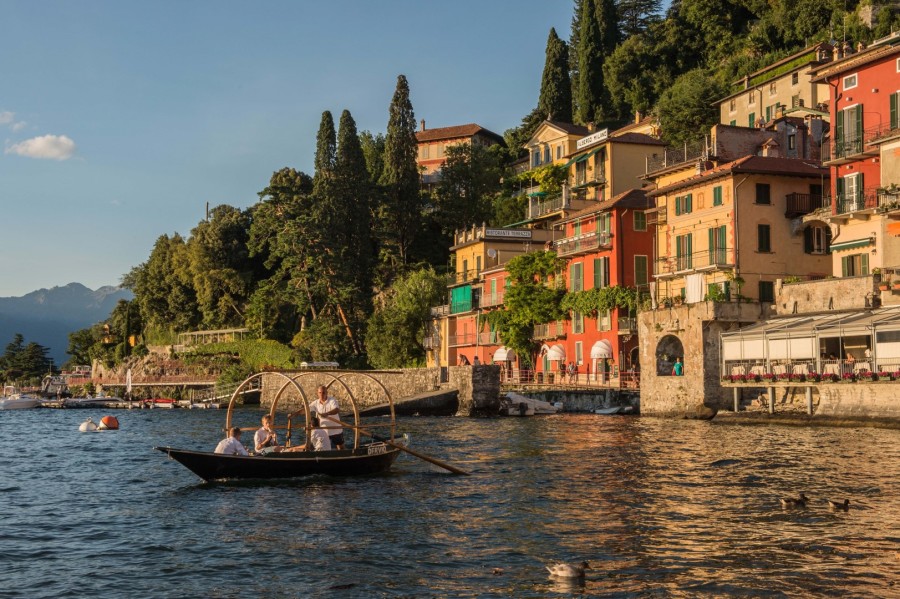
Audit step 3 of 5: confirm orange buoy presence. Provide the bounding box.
[98,415,119,430]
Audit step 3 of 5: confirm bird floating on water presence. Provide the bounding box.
[780,493,809,508]
[546,561,590,579]
[828,499,850,511]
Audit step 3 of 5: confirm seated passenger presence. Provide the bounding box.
[254,414,282,455]
[284,415,333,452]
[214,427,249,456]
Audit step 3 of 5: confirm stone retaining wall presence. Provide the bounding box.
[511,389,640,413]
[816,383,900,420]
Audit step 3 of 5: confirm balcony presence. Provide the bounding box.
[481,291,505,307]
[655,247,735,278]
[534,321,565,340]
[527,192,565,219]
[569,174,607,202]
[555,231,613,257]
[824,124,893,165]
[430,305,450,318]
[617,317,637,334]
[646,208,666,226]
[423,336,439,349]
[785,193,829,217]
[448,333,476,347]
[645,139,707,175]
[451,268,482,285]
[832,187,884,220]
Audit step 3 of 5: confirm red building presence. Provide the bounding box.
[539,189,655,383]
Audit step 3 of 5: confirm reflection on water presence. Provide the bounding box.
[1,409,899,597]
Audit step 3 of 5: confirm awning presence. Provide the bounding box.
[528,191,547,197]
[493,347,516,362]
[590,339,613,359]
[546,344,566,361]
[562,147,602,168]
[888,222,900,236]
[830,237,873,252]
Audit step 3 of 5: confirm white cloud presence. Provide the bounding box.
[11,121,26,132]
[5,134,76,160]
[0,111,13,125]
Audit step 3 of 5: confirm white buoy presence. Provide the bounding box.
[79,418,98,432]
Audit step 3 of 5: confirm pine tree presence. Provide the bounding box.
[617,0,662,36]
[538,28,573,123]
[378,74,422,276]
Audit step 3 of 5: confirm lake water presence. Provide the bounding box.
[2,408,899,598]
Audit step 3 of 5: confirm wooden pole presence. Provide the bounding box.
[319,415,471,476]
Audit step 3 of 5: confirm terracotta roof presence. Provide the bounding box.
[610,132,667,146]
[545,120,591,136]
[558,189,654,224]
[416,123,504,144]
[811,43,900,82]
[647,156,828,197]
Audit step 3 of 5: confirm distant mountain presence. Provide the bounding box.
[0,283,133,366]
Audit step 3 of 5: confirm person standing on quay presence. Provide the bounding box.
[311,385,344,449]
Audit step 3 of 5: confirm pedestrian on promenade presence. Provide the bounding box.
[672,357,684,376]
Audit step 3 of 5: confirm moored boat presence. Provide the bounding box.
[0,386,42,410]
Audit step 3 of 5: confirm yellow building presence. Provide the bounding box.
[647,155,832,303]
[716,42,833,128]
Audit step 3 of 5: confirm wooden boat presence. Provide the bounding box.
[156,441,403,482]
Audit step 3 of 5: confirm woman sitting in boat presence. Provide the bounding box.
[214,427,249,456]
[254,414,283,455]
[284,415,332,452]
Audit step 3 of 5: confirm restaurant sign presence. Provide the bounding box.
[484,228,532,239]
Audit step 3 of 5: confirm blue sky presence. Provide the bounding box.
[0,1,574,297]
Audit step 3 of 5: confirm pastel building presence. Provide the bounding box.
[415,122,504,186]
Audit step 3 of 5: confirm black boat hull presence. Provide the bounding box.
[156,443,401,482]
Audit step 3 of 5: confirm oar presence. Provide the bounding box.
[319,415,470,476]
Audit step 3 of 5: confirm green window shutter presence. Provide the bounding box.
[718,225,727,262]
[686,194,692,213]
[835,109,844,147]
[687,233,693,268]
[602,258,609,287]
[713,186,722,206]
[803,227,813,253]
[676,236,683,265]
[675,196,681,216]
[723,281,731,300]
[891,93,898,130]
[593,258,601,289]
[708,227,715,256]
[836,176,844,203]
[730,120,736,126]
[748,112,755,127]
[859,172,864,202]
[855,105,863,142]
[861,253,869,275]
[841,256,849,277]
[635,256,647,286]
[569,264,576,292]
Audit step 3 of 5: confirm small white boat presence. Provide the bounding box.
[0,386,42,410]
[594,406,635,415]
[501,392,560,416]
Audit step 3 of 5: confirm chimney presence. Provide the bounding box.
[635,111,642,124]
[834,45,842,60]
[587,122,595,132]
[420,119,426,132]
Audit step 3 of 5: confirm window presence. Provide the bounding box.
[759,281,775,302]
[572,311,584,334]
[532,149,541,167]
[633,211,647,231]
[597,309,611,331]
[421,145,430,159]
[804,225,831,254]
[730,119,736,127]
[634,255,648,287]
[543,146,551,164]
[843,73,858,90]
[575,160,587,185]
[437,144,444,158]
[748,112,756,128]
[755,183,771,205]
[791,94,801,108]
[556,145,562,159]
[838,172,864,211]
[597,212,611,235]
[675,193,693,215]
[575,341,583,365]
[713,185,723,206]
[569,262,584,292]
[841,253,869,277]
[593,257,610,289]
[757,224,771,252]
[769,82,777,96]
[748,91,756,105]
[835,105,863,156]
[676,233,693,270]
[476,256,482,275]
[709,225,727,264]
[462,259,468,279]
[791,72,799,85]
[788,134,796,150]
[729,99,736,113]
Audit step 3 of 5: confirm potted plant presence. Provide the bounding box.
[841,372,856,382]
[892,280,900,291]
[877,371,892,381]
[787,372,803,382]
[762,372,776,382]
[857,370,877,381]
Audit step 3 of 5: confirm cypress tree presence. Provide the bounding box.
[575,0,605,125]
[313,110,337,197]
[538,28,573,123]
[378,74,422,275]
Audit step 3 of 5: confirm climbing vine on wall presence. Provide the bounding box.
[560,285,641,316]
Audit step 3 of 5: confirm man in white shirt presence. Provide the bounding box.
[214,427,249,456]
[284,415,332,452]
[310,385,344,449]
[254,414,282,455]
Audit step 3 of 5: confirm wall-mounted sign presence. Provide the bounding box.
[576,128,609,150]
[484,228,532,239]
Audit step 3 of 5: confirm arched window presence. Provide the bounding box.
[656,335,685,376]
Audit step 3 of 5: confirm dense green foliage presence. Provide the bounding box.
[1,333,52,384]
[538,28,573,123]
[561,285,642,315]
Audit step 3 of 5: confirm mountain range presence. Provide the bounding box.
[0,283,133,366]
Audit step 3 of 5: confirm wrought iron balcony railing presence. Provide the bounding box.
[555,231,613,257]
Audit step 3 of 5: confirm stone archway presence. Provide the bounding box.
[656,334,684,376]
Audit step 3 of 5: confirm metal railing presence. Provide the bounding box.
[555,231,612,257]
[645,139,707,174]
[618,317,637,334]
[480,291,505,307]
[527,192,564,219]
[451,269,482,285]
[835,187,883,214]
[448,333,476,347]
[500,369,640,389]
[430,305,450,318]
[824,123,896,163]
[784,193,829,217]
[533,321,565,340]
[655,247,735,276]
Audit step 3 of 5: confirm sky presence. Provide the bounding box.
[0,1,575,297]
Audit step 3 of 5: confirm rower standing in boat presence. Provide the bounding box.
[311,385,344,449]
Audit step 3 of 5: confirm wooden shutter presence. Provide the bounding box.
[891,92,899,130]
[835,109,844,150]
[803,227,813,253]
[855,105,863,149]
[841,256,849,277]
[861,253,869,275]
[686,234,693,268]
[708,228,715,258]
[686,194,693,213]
[635,256,648,286]
[675,196,681,216]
